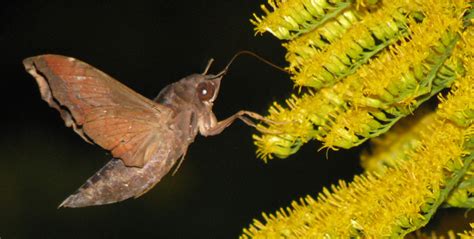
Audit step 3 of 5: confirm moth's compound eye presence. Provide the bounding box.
[197,81,215,101]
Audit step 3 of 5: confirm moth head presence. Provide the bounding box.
[195,74,221,104]
[154,73,222,109]
[154,58,227,109]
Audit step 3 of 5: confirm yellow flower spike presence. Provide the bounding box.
[253,134,304,161]
[355,29,460,106]
[251,0,353,40]
[361,109,438,173]
[438,29,474,127]
[257,60,458,157]
[254,84,358,159]
[286,2,407,88]
[441,44,474,208]
[283,9,361,69]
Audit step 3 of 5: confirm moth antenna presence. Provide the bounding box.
[214,50,289,78]
[202,58,215,75]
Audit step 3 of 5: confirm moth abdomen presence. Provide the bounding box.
[59,155,176,208]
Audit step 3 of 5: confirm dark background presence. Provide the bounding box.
[0,0,389,238]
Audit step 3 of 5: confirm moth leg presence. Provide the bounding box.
[231,111,286,129]
[172,150,187,176]
[202,110,271,136]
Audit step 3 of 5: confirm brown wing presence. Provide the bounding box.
[23,54,174,167]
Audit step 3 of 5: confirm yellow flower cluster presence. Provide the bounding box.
[242,0,474,238]
[253,0,469,160]
[287,2,410,89]
[242,57,474,238]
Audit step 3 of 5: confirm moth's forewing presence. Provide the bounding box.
[23,55,174,167]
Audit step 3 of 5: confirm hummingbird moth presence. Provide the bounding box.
[24,54,268,208]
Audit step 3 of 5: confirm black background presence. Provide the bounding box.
[1,0,386,238]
